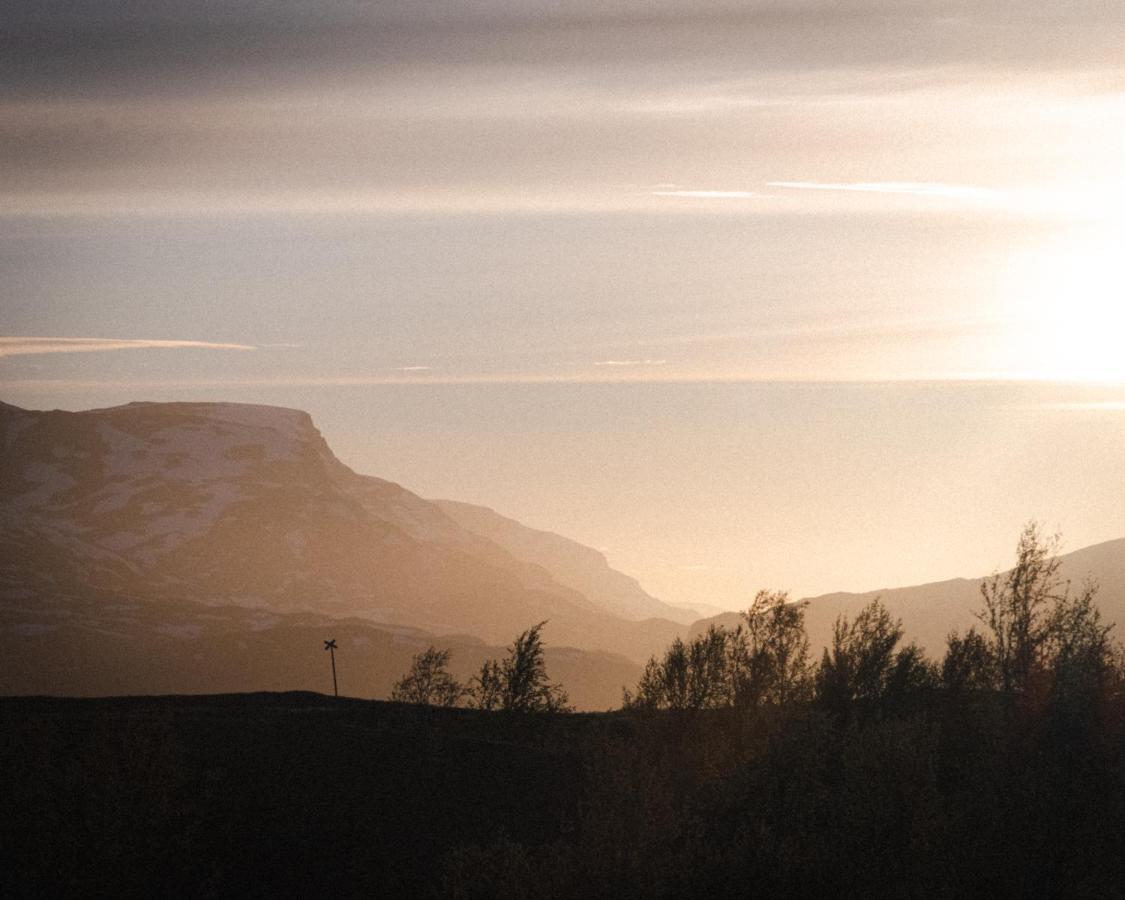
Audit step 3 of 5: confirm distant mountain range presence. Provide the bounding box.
[3,399,1123,708]
[693,537,1125,655]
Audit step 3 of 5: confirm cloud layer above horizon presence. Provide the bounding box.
[5,0,1125,216]
[3,0,1125,388]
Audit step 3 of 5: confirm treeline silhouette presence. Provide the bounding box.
[435,523,1125,896]
[393,621,571,712]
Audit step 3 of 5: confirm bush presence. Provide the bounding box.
[470,622,571,713]
[391,646,466,707]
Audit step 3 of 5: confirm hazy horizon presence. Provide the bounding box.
[4,379,1124,610]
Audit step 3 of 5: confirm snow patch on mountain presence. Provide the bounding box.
[2,399,687,662]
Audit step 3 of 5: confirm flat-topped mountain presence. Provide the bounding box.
[0,400,680,666]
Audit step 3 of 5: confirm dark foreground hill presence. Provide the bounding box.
[4,688,1124,898]
[0,693,615,897]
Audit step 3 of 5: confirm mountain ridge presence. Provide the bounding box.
[433,498,700,624]
[1,399,680,664]
[691,536,1125,654]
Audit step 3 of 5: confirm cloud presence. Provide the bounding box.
[392,366,433,372]
[7,2,1125,103]
[0,371,830,393]
[1018,401,1125,412]
[5,1,1121,222]
[768,181,999,200]
[652,189,758,199]
[594,359,667,366]
[0,337,255,358]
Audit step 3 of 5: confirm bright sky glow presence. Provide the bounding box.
[998,226,1125,381]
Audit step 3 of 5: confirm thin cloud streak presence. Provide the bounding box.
[2,189,748,218]
[0,337,255,358]
[1000,400,1125,412]
[651,190,758,199]
[768,181,1000,200]
[0,373,1021,394]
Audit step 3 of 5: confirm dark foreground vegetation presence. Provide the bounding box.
[4,525,1125,897]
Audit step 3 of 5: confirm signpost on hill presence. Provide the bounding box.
[324,639,338,697]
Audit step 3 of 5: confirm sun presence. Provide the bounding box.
[999,225,1125,381]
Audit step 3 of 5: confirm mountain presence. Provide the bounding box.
[0,400,680,666]
[691,537,1125,655]
[434,499,700,624]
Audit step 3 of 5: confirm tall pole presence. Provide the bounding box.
[324,639,338,697]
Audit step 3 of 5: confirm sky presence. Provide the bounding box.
[4,1,1125,607]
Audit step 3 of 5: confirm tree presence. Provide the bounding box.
[624,591,814,711]
[623,626,736,710]
[942,627,995,695]
[469,622,572,713]
[816,597,905,714]
[626,636,690,710]
[686,625,733,709]
[734,590,812,707]
[391,646,466,707]
[882,640,939,715]
[471,658,505,712]
[976,522,1068,696]
[1045,579,1115,714]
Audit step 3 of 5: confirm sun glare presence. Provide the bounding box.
[999,225,1125,381]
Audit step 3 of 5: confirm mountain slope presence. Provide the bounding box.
[0,400,679,662]
[434,498,699,624]
[0,585,640,710]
